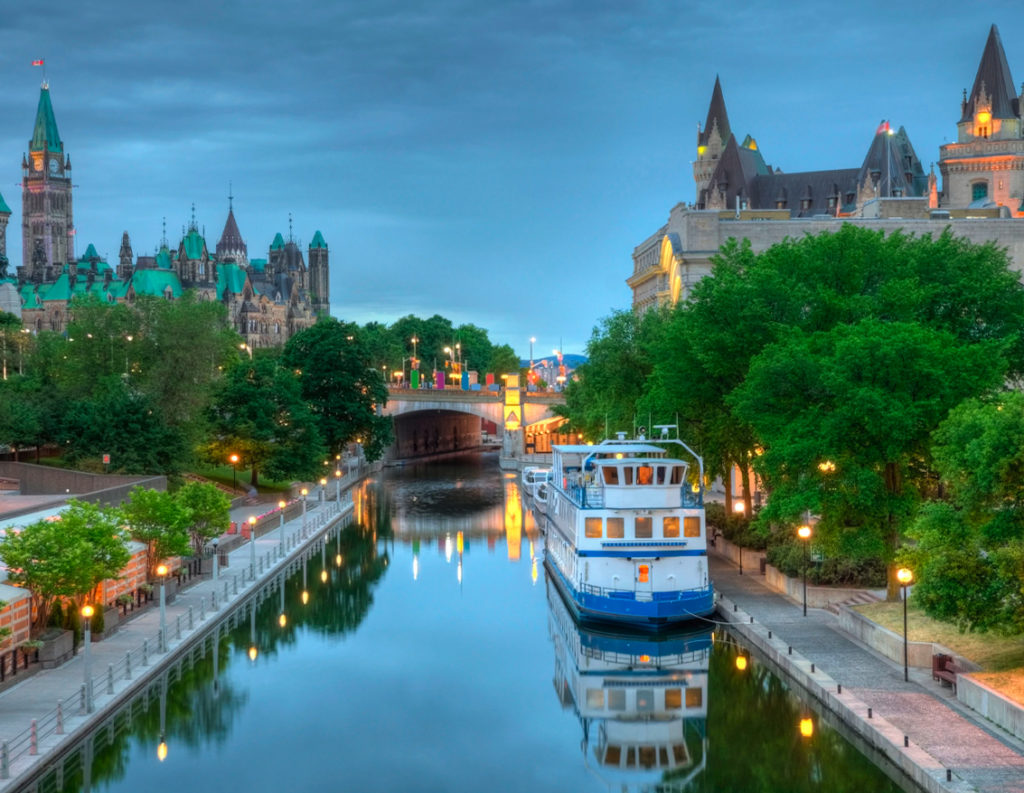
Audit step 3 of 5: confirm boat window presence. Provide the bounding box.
[587,689,605,709]
[663,516,680,538]
[604,746,621,766]
[673,745,688,763]
[608,689,626,711]
[585,518,602,538]
[636,465,653,485]
[665,688,682,709]
[656,466,668,485]
[626,748,636,768]
[637,689,654,712]
[659,747,670,766]
[635,517,652,539]
[623,466,634,485]
[638,746,656,768]
[671,466,686,485]
[602,466,618,485]
[684,517,701,538]
[607,518,625,538]
[685,688,703,708]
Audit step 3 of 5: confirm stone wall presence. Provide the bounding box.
[957,675,1024,741]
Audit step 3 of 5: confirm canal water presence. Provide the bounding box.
[26,452,913,792]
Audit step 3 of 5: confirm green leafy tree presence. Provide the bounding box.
[175,481,231,556]
[732,319,1004,598]
[0,379,42,460]
[205,355,326,486]
[487,343,520,378]
[282,318,392,461]
[122,486,191,580]
[0,500,129,633]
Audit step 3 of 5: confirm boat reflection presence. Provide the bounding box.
[546,576,711,790]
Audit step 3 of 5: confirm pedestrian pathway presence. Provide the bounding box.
[0,488,355,791]
[711,555,1024,793]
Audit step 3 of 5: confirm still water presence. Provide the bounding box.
[28,453,911,792]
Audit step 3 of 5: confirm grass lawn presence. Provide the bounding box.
[191,463,293,494]
[855,602,1024,705]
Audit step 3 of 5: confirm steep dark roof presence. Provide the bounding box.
[30,85,62,154]
[702,136,769,209]
[857,122,914,198]
[750,169,859,216]
[216,207,248,260]
[698,76,732,147]
[961,24,1019,122]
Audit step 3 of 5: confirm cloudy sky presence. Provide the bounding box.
[1,0,1021,357]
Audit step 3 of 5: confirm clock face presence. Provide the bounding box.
[49,158,58,174]
[34,158,42,171]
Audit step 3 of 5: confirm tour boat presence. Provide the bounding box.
[546,576,710,786]
[521,465,551,495]
[543,430,714,627]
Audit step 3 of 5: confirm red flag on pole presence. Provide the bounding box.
[32,59,44,66]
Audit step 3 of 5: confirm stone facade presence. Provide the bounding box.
[632,25,1024,312]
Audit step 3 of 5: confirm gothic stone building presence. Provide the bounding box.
[630,25,1024,312]
[0,83,331,348]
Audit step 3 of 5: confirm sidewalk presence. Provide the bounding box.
[0,489,355,791]
[712,555,1024,793]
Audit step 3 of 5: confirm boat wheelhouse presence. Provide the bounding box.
[521,465,551,495]
[543,435,714,626]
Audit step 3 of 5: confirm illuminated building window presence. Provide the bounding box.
[663,517,680,538]
[635,518,653,539]
[666,689,682,709]
[685,688,703,708]
[973,182,989,201]
[586,688,605,709]
[607,518,625,538]
[684,517,701,538]
[585,518,602,538]
[608,689,626,711]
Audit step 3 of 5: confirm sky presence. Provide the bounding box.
[1,0,1022,358]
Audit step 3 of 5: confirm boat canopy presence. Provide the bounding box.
[552,443,666,456]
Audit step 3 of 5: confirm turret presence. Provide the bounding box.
[308,230,330,315]
[118,232,134,281]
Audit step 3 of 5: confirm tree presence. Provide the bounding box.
[0,500,129,633]
[0,379,42,460]
[205,355,325,485]
[175,481,231,556]
[487,343,520,378]
[122,486,191,580]
[731,319,1005,598]
[282,318,392,461]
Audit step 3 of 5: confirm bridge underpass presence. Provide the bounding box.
[390,409,493,459]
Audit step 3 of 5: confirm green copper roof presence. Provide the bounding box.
[249,258,267,272]
[155,247,173,269]
[0,192,10,215]
[42,273,71,302]
[131,269,183,299]
[216,263,248,300]
[181,230,206,261]
[19,284,42,310]
[310,230,327,249]
[30,86,63,154]
[270,233,285,250]
[81,243,100,261]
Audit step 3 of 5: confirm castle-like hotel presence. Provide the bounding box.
[0,85,330,346]
[630,25,1024,310]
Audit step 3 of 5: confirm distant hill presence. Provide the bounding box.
[520,354,587,369]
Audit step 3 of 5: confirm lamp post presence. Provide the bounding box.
[240,342,252,360]
[301,487,308,536]
[319,477,327,503]
[229,453,240,492]
[897,567,914,682]
[81,604,94,713]
[335,469,342,504]
[211,536,219,582]
[157,563,168,652]
[278,500,287,554]
[278,574,287,628]
[248,600,258,662]
[797,524,812,617]
[249,518,257,580]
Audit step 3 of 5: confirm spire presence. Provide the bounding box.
[189,203,198,232]
[0,191,10,215]
[216,201,248,263]
[961,25,1018,122]
[30,84,63,153]
[698,75,732,147]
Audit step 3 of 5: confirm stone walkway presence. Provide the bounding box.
[712,556,1024,793]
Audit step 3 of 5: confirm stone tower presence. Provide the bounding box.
[21,82,74,281]
[215,199,248,265]
[694,76,732,208]
[0,191,10,277]
[939,25,1024,213]
[118,232,134,281]
[307,230,330,315]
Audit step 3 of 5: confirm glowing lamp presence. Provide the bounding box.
[278,613,287,628]
[977,110,991,125]
[733,502,746,513]
[799,718,814,738]
[320,569,328,583]
[639,654,651,664]
[897,567,913,585]
[278,500,286,510]
[320,478,327,486]
[229,453,239,464]
[248,646,258,662]
[156,564,168,577]
[818,460,836,473]
[697,145,707,156]
[735,655,748,671]
[157,741,168,762]
[301,590,309,605]
[334,470,341,478]
[81,604,95,619]
[336,553,343,567]
[301,488,308,497]
[797,525,812,541]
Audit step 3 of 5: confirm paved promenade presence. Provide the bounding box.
[0,490,354,792]
[712,555,1024,793]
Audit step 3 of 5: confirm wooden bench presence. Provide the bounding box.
[932,653,962,693]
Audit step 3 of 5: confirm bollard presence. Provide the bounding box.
[749,616,753,624]
[80,684,86,711]
[107,664,114,694]
[56,702,64,734]
[788,646,792,655]
[811,663,815,673]
[1,741,8,779]
[733,604,737,612]
[768,631,772,639]
[176,615,182,640]
[233,575,238,595]
[904,735,909,748]
[946,770,952,782]
[212,590,219,611]
[126,653,132,680]
[189,606,194,630]
[200,597,206,620]
[868,707,873,719]
[30,720,37,755]
[143,639,149,666]
[259,558,264,574]
[225,581,230,602]
[837,683,842,694]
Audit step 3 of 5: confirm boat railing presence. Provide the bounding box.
[559,481,703,510]
[580,582,712,600]
[681,488,704,508]
[580,645,709,668]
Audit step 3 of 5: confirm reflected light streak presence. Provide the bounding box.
[413,555,419,581]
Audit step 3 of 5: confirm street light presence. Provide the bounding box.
[249,517,257,580]
[319,477,327,503]
[797,524,812,617]
[897,567,914,682]
[229,453,240,492]
[301,487,308,536]
[211,536,219,582]
[278,500,287,554]
[334,469,342,503]
[240,342,252,359]
[81,604,94,713]
[156,563,169,652]
[799,717,814,739]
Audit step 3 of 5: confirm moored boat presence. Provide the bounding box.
[543,430,714,627]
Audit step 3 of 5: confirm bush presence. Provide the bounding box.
[766,541,885,586]
[706,503,767,549]
[90,607,105,635]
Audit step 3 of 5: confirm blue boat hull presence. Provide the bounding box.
[544,558,714,629]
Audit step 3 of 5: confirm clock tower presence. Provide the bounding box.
[21,82,74,282]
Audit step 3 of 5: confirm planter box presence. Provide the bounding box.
[91,607,120,642]
[38,629,74,669]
